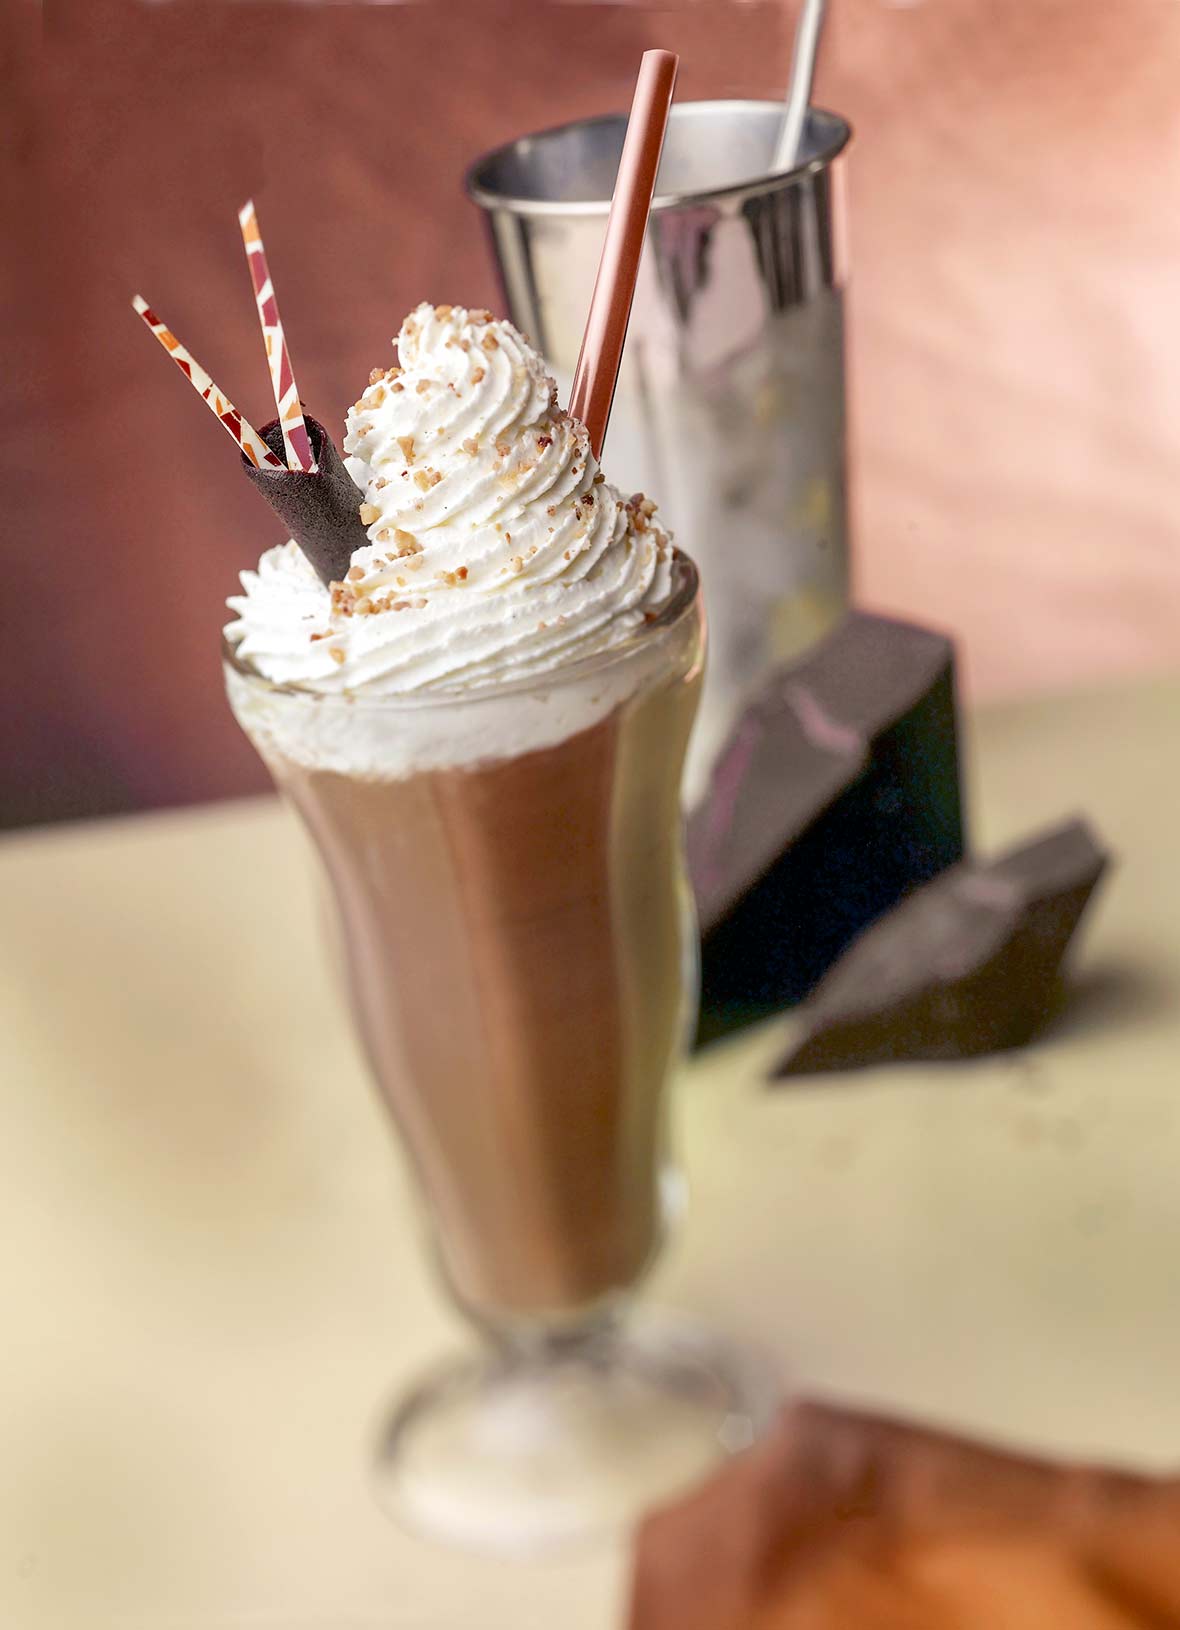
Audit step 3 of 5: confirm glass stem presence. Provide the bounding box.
[488,1301,627,1370]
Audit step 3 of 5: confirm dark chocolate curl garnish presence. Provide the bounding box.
[774,818,1109,1077]
[690,613,966,1045]
[241,415,369,587]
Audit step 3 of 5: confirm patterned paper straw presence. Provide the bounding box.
[132,295,284,470]
[238,200,315,473]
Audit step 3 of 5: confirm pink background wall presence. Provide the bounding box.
[8,0,1180,827]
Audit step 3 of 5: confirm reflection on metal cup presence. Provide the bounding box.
[467,101,853,795]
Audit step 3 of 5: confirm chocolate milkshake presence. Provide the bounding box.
[225,303,703,1324]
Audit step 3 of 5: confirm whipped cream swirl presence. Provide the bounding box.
[225,303,673,695]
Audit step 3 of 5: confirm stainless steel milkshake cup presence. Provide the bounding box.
[467,101,852,794]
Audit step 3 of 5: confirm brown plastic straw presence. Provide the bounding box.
[568,49,678,459]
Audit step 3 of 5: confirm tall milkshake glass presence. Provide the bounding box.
[224,551,769,1551]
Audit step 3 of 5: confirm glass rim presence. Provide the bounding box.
[223,549,700,709]
[465,100,852,219]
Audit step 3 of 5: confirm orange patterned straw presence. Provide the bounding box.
[132,295,284,470]
[238,200,316,473]
[568,49,678,459]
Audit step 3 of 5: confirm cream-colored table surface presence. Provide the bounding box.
[4,680,1180,1630]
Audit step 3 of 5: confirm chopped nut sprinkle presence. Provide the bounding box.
[462,437,479,455]
[471,367,485,384]
[434,303,453,318]
[391,381,404,392]
[481,333,499,352]
[329,647,346,664]
[359,503,380,524]
[369,368,385,385]
[413,467,442,491]
[510,555,524,573]
[346,565,364,582]
[495,441,510,458]
[397,435,415,464]
[394,528,421,555]
[471,309,492,323]
[416,379,432,395]
[536,434,553,450]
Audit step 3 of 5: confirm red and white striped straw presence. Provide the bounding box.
[568,49,678,460]
[131,295,284,470]
[238,200,316,473]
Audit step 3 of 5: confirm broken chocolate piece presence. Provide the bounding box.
[775,818,1109,1076]
[690,613,966,1043]
[241,415,369,586]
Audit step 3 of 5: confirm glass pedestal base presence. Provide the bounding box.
[373,1313,778,1556]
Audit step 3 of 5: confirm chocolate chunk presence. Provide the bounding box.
[241,415,369,586]
[775,818,1109,1076]
[690,613,966,1044]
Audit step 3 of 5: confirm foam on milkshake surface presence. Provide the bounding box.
[225,304,679,774]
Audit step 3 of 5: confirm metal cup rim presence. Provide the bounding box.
[465,99,852,218]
